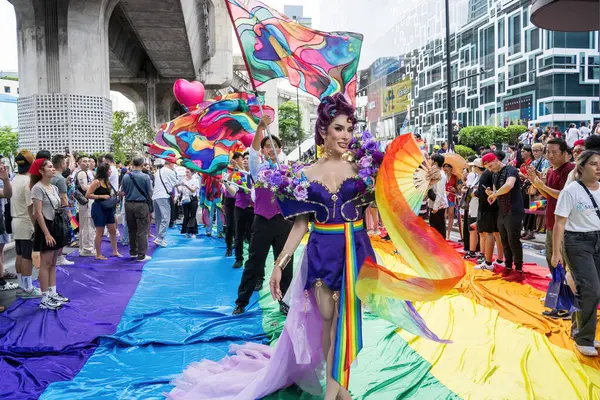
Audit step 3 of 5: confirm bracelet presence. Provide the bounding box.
[274,253,292,271]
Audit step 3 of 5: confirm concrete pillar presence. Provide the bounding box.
[10,0,117,155]
[146,77,157,130]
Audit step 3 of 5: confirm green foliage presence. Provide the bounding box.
[506,125,528,144]
[278,101,303,144]
[458,125,509,148]
[0,76,18,81]
[454,144,476,159]
[0,126,19,169]
[112,111,155,162]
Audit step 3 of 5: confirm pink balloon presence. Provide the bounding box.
[173,79,205,108]
[240,134,254,147]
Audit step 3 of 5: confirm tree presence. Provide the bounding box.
[278,101,303,146]
[0,126,19,169]
[111,111,155,162]
[454,144,476,158]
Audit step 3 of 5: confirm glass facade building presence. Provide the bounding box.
[331,0,600,145]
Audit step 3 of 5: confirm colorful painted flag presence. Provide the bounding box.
[226,0,363,104]
[148,92,274,175]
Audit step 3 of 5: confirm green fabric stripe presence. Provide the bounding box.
[256,244,459,400]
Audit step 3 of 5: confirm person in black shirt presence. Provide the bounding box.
[483,152,525,281]
[475,162,505,270]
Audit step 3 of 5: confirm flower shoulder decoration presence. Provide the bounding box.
[255,162,310,202]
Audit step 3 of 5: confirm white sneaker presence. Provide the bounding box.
[575,344,598,357]
[153,238,162,246]
[137,255,152,262]
[160,240,168,248]
[546,273,552,279]
[0,281,19,291]
[56,256,75,266]
[494,260,506,268]
[594,340,600,349]
[18,287,43,298]
[475,262,494,271]
[40,296,62,310]
[191,234,196,239]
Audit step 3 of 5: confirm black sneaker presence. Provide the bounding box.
[225,249,233,257]
[279,301,289,315]
[543,309,572,320]
[463,251,476,260]
[232,260,243,269]
[254,281,263,291]
[232,305,245,315]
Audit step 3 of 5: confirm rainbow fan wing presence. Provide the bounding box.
[383,134,430,215]
[356,134,466,342]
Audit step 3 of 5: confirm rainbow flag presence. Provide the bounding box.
[70,216,79,230]
[529,199,547,210]
[226,0,363,104]
[148,92,274,175]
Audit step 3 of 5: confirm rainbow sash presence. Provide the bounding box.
[312,220,364,389]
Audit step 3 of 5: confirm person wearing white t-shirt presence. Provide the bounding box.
[566,123,581,148]
[553,150,600,357]
[152,160,178,246]
[579,122,591,141]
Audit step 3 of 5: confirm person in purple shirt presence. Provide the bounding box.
[232,116,293,315]
[224,152,255,269]
[223,153,242,257]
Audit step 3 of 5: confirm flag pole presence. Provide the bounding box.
[224,0,281,168]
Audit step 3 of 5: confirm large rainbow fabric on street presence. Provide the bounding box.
[226,0,363,103]
[148,92,274,175]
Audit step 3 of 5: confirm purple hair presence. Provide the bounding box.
[314,93,357,146]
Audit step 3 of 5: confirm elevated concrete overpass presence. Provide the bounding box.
[10,0,232,154]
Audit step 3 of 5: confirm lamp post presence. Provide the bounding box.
[444,0,454,150]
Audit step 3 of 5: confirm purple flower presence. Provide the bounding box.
[356,148,366,160]
[269,171,283,186]
[356,179,367,193]
[348,137,358,149]
[372,151,384,164]
[361,131,373,141]
[358,167,374,179]
[358,155,373,168]
[365,140,379,153]
[294,185,308,200]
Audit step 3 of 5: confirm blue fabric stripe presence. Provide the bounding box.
[40,229,266,399]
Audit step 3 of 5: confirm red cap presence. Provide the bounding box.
[574,139,585,148]
[481,153,498,165]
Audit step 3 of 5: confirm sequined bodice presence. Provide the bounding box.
[277,177,371,224]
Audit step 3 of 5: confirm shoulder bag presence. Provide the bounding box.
[577,181,600,221]
[74,171,89,205]
[129,173,154,213]
[42,188,70,249]
[98,182,120,210]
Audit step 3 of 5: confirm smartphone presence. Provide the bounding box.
[64,147,70,155]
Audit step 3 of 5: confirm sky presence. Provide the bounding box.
[0,1,18,72]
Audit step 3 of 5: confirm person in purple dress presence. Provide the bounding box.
[167,94,449,400]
